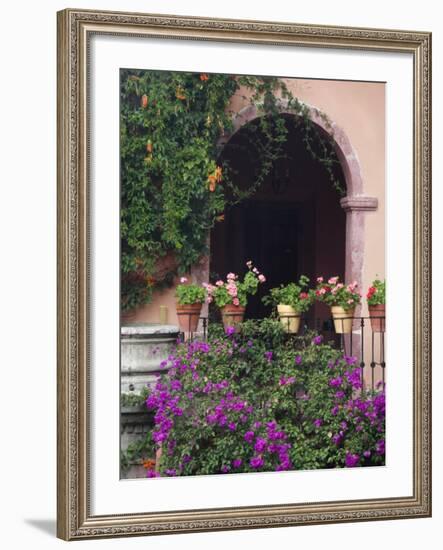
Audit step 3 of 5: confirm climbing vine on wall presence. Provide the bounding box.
[120,69,343,311]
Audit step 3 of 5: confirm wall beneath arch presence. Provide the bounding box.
[229,78,385,312]
[132,77,385,324]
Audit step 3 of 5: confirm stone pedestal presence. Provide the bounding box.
[120,404,154,479]
[120,323,179,393]
[120,323,179,479]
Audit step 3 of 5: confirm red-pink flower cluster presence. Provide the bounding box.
[314,276,361,308]
[367,286,376,300]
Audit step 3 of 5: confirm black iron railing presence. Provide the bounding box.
[176,313,385,391]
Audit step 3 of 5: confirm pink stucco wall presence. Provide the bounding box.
[279,78,385,318]
[125,77,385,325]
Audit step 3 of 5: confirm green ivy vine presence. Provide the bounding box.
[120,69,343,311]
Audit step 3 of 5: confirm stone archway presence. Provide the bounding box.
[218,100,378,313]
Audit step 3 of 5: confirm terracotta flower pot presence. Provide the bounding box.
[277,304,301,334]
[368,304,385,332]
[331,306,355,334]
[176,302,202,333]
[220,304,246,329]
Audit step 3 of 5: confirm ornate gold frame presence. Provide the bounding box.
[57,8,431,540]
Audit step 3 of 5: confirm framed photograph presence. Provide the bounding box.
[57,8,431,540]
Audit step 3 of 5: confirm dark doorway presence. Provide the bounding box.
[211,201,302,318]
[210,114,347,322]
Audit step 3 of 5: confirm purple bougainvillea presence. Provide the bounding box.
[345,453,360,467]
[143,320,385,478]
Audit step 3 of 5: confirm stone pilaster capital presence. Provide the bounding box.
[340,195,378,212]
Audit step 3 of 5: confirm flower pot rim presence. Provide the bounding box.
[221,304,246,310]
[330,305,356,313]
[277,304,302,315]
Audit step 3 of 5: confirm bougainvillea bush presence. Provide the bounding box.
[145,319,385,477]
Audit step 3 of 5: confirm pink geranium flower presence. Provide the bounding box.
[209,264,265,308]
[227,282,238,297]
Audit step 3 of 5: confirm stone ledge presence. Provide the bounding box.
[121,362,169,374]
[121,323,179,337]
[121,373,162,393]
[120,337,178,345]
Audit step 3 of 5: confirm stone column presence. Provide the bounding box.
[340,195,378,374]
[340,195,378,296]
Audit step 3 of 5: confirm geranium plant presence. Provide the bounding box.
[175,277,206,305]
[367,279,385,306]
[205,262,266,308]
[314,276,361,311]
[262,275,313,313]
